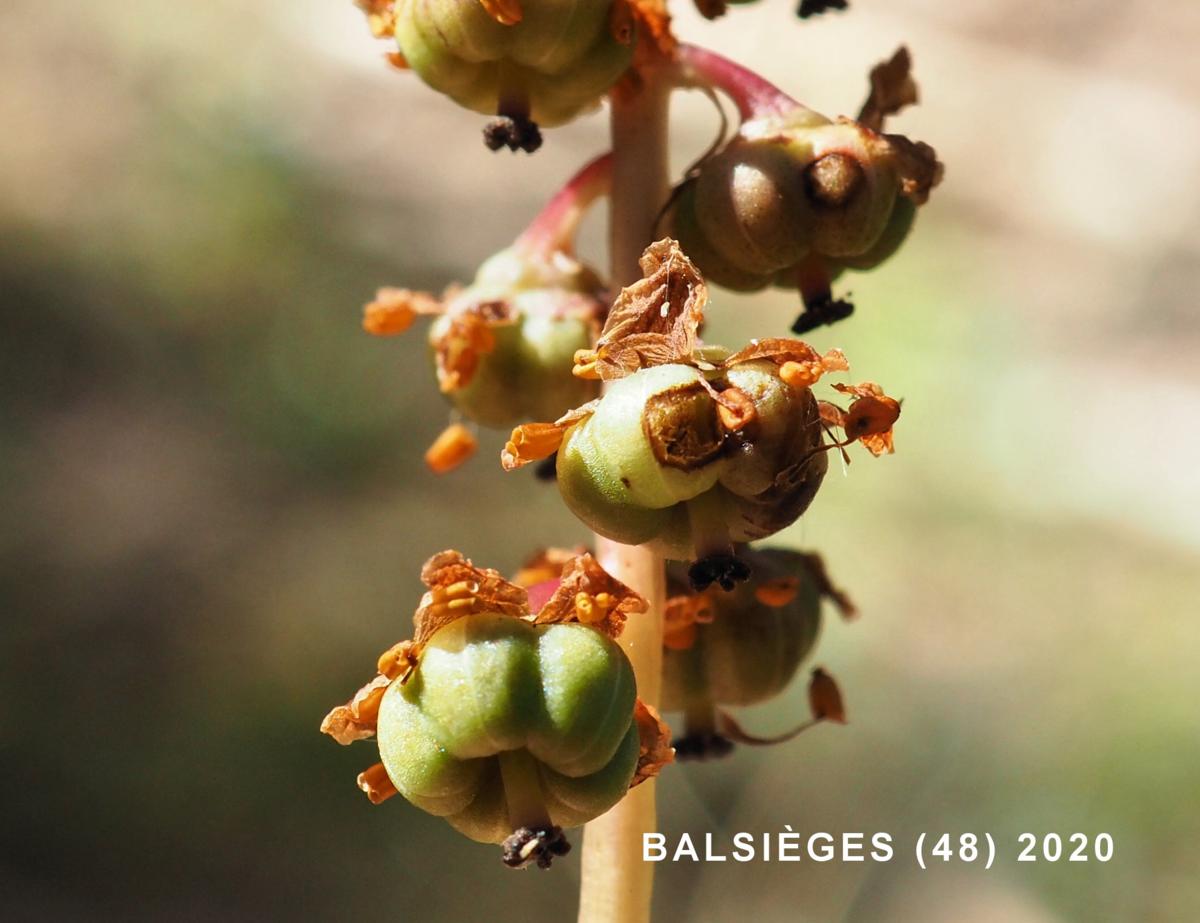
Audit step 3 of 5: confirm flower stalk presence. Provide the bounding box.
[576,70,672,923]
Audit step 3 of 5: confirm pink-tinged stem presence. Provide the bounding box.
[674,44,804,121]
[516,153,614,256]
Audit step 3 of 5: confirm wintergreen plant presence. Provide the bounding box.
[326,2,941,919]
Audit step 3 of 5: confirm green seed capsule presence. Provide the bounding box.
[428,247,601,427]
[555,361,828,560]
[395,0,635,130]
[376,614,639,843]
[661,549,824,716]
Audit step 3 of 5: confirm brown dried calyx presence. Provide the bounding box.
[857,46,943,205]
[502,239,902,472]
[572,238,708,381]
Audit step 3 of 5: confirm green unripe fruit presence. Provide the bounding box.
[395,0,635,129]
[662,549,823,714]
[429,247,601,428]
[556,361,828,559]
[377,614,640,843]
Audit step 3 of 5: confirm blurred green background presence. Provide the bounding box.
[3,0,1198,920]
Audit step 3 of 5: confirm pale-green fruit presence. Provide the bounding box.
[429,247,600,427]
[556,361,828,559]
[395,0,635,128]
[377,614,639,843]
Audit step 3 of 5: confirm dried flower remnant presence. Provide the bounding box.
[359,0,637,149]
[320,550,672,866]
[502,241,902,583]
[660,548,852,759]
[367,158,614,469]
[664,44,942,332]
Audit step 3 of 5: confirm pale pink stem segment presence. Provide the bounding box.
[515,153,614,257]
[674,44,806,121]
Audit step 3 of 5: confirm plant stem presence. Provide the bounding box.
[576,72,671,923]
[674,44,804,121]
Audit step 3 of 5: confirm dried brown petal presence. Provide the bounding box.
[581,239,707,381]
[512,547,585,589]
[357,762,399,804]
[363,288,441,337]
[377,640,421,680]
[797,551,858,620]
[425,423,477,474]
[630,700,674,787]
[433,312,497,393]
[832,382,901,456]
[887,134,943,205]
[355,0,396,38]
[714,386,756,432]
[412,551,530,647]
[320,674,391,745]
[858,46,918,133]
[808,667,847,723]
[501,400,598,470]
[532,553,647,639]
[724,339,849,390]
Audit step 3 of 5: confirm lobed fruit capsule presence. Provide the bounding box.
[392,0,636,147]
[321,550,671,866]
[554,360,828,562]
[378,614,640,843]
[661,547,853,759]
[426,248,602,427]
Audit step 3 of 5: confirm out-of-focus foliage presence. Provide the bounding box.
[2,1,1198,921]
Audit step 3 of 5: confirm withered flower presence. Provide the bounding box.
[502,240,901,588]
[320,550,672,867]
[660,547,854,759]
[665,44,943,332]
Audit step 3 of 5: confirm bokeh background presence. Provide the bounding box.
[3,0,1198,920]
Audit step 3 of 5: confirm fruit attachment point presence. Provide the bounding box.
[483,114,544,153]
[502,825,572,869]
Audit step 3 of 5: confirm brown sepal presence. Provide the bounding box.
[413,550,529,644]
[797,551,858,620]
[532,553,647,639]
[575,240,707,381]
[501,400,599,470]
[512,546,586,589]
[858,46,918,133]
[830,382,901,456]
[809,667,847,723]
[630,700,674,787]
[887,134,943,205]
[363,287,442,337]
[724,339,849,390]
[320,673,391,745]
